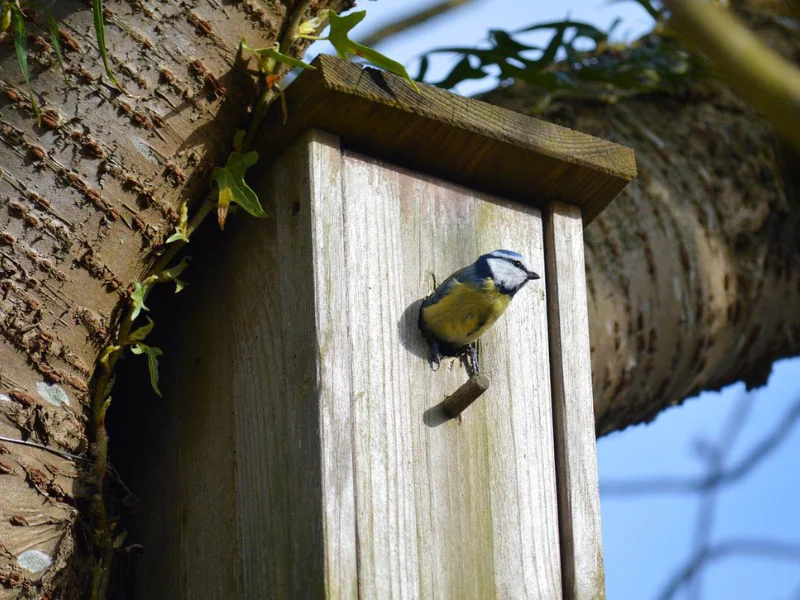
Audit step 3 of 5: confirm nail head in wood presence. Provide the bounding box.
[443,374,491,418]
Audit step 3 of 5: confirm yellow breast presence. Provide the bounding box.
[421,278,511,348]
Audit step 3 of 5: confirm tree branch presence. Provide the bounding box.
[656,539,800,600]
[601,395,800,496]
[663,0,800,152]
[358,0,479,48]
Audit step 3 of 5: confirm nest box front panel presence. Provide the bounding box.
[339,148,562,599]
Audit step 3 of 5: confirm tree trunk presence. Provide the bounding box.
[481,0,800,435]
[0,0,349,596]
[0,0,796,597]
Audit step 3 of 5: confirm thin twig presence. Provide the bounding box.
[664,0,800,153]
[0,434,89,463]
[686,392,752,600]
[280,0,320,54]
[601,395,800,496]
[656,539,800,600]
[244,0,322,150]
[359,0,479,48]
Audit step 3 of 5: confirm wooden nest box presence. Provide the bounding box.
[135,55,636,599]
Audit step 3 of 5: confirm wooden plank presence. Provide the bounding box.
[135,130,357,597]
[255,55,636,225]
[544,201,606,600]
[341,149,562,598]
[305,130,359,598]
[231,129,357,598]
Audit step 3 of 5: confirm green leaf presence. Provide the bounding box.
[130,281,150,321]
[210,151,266,228]
[157,257,190,293]
[42,9,65,79]
[434,57,486,89]
[165,230,189,244]
[166,202,189,244]
[112,530,128,549]
[128,317,154,342]
[28,89,41,126]
[326,11,419,92]
[10,6,40,126]
[130,343,162,397]
[1,3,11,32]
[296,14,325,39]
[241,39,315,73]
[91,0,121,88]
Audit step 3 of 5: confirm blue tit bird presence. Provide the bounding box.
[418,249,540,375]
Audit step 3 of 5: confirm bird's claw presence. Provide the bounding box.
[468,343,480,377]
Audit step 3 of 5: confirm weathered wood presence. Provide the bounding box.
[134,130,358,598]
[342,148,562,598]
[545,201,606,600]
[138,130,565,597]
[255,55,636,225]
[229,128,358,598]
[443,374,491,417]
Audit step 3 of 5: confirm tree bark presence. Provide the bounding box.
[0,0,796,596]
[482,0,800,435]
[0,0,349,596]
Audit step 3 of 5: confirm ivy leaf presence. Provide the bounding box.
[130,281,150,321]
[296,13,326,38]
[210,151,266,229]
[130,343,163,397]
[112,530,128,550]
[165,202,189,244]
[241,39,315,73]
[128,317,154,343]
[157,257,190,293]
[1,4,12,32]
[165,230,189,244]
[326,11,420,92]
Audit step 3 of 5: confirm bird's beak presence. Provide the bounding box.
[528,271,541,281]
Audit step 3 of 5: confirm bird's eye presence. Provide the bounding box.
[513,260,523,269]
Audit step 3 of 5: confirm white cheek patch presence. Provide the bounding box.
[488,259,528,291]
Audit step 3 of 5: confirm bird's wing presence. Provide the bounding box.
[421,267,470,309]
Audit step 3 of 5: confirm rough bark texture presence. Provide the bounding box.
[483,0,800,435]
[0,0,348,596]
[0,0,796,596]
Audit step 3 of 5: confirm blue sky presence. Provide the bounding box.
[312,2,800,598]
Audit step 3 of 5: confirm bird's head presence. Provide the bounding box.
[481,249,540,296]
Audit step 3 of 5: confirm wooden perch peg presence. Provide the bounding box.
[443,374,491,418]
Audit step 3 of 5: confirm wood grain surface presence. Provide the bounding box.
[255,55,636,225]
[340,146,561,598]
[135,131,607,599]
[545,201,606,600]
